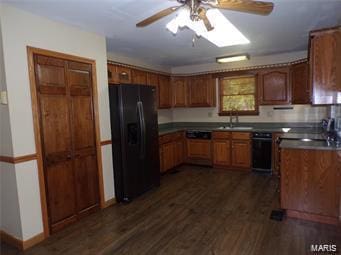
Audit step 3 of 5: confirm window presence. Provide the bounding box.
[219,75,258,115]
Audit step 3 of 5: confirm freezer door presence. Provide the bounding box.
[139,85,160,188]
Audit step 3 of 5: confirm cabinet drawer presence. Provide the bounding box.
[212,131,231,139]
[159,133,174,144]
[231,132,250,140]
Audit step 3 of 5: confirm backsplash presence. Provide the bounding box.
[158,104,328,124]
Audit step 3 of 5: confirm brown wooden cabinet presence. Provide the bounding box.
[158,75,172,109]
[231,140,251,168]
[172,77,187,107]
[132,69,147,85]
[107,64,132,84]
[259,67,291,105]
[186,139,212,165]
[212,131,251,170]
[281,148,340,225]
[147,72,158,87]
[188,74,216,107]
[291,62,310,104]
[159,131,185,173]
[309,27,341,105]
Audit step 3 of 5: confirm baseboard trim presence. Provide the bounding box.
[103,198,116,208]
[286,210,339,226]
[0,230,45,250]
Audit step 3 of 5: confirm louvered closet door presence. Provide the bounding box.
[35,55,99,233]
[67,61,99,216]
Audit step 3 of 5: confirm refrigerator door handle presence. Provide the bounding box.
[137,101,146,159]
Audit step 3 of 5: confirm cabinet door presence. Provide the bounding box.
[188,75,216,107]
[231,140,251,168]
[186,139,211,160]
[172,77,187,107]
[132,69,147,85]
[213,140,231,166]
[147,73,159,87]
[259,68,291,105]
[162,142,175,171]
[291,62,310,104]
[174,139,185,166]
[117,66,132,84]
[158,75,172,108]
[107,64,119,84]
[310,29,341,105]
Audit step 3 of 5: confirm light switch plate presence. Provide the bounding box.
[0,91,8,105]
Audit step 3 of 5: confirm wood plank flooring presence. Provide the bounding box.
[1,165,340,255]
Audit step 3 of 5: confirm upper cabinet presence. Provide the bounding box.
[158,75,172,109]
[132,69,147,85]
[172,77,188,107]
[258,67,291,105]
[107,64,132,84]
[291,62,310,104]
[188,74,216,107]
[147,72,159,87]
[310,27,341,105]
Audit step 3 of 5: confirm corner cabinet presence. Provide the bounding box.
[188,74,216,107]
[310,27,341,105]
[291,62,310,104]
[259,67,291,105]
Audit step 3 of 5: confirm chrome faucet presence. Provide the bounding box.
[229,110,239,128]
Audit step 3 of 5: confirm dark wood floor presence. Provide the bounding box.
[1,166,340,255]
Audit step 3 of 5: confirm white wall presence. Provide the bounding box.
[107,51,171,74]
[171,51,308,74]
[157,109,173,124]
[0,4,114,240]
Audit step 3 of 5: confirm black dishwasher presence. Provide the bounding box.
[252,132,272,173]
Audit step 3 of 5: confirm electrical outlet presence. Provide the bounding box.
[0,91,8,105]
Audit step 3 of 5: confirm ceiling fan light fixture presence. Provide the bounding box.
[165,8,250,47]
[216,54,250,63]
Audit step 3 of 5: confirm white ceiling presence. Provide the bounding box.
[4,0,341,67]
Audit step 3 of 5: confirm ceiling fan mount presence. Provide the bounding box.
[136,0,274,32]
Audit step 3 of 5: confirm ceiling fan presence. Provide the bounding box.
[136,0,274,32]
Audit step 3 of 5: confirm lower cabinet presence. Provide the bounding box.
[212,132,251,170]
[231,140,251,168]
[186,139,212,165]
[281,148,340,225]
[159,131,185,173]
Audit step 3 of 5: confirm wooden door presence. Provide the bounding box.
[116,66,132,84]
[291,62,310,104]
[68,61,99,216]
[186,139,211,160]
[35,54,99,233]
[259,67,291,105]
[231,140,251,168]
[188,75,215,107]
[213,140,231,167]
[132,69,147,85]
[172,77,187,107]
[107,64,119,84]
[310,29,341,105]
[158,75,172,108]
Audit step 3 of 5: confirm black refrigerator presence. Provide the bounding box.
[109,84,160,202]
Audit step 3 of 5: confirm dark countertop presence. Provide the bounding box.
[280,140,341,151]
[158,124,322,136]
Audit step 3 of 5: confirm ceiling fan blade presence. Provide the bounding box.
[198,8,214,31]
[136,6,181,27]
[211,0,274,16]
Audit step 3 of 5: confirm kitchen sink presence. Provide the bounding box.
[218,126,253,130]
